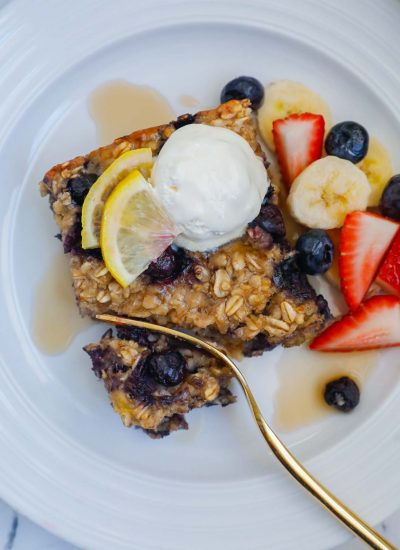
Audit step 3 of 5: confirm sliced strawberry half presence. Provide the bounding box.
[272,113,324,186]
[310,295,400,352]
[339,211,399,311]
[376,229,400,297]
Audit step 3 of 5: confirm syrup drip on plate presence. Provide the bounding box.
[89,80,175,145]
[273,347,377,431]
[179,94,200,108]
[32,253,92,355]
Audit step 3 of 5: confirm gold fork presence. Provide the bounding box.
[97,313,395,550]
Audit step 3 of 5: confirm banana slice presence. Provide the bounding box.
[357,137,393,206]
[287,156,370,229]
[258,80,332,151]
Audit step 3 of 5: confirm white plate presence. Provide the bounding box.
[1,1,400,549]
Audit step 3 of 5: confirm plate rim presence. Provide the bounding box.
[1,1,400,549]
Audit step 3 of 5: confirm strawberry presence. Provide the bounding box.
[376,229,400,296]
[339,211,398,311]
[310,295,400,352]
[272,113,324,186]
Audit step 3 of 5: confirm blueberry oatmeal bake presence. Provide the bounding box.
[84,325,235,438]
[40,89,333,436]
[40,99,329,355]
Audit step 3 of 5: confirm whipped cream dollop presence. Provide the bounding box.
[151,124,270,251]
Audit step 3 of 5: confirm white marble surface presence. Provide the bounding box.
[0,497,398,549]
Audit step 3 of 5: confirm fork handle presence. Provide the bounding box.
[232,364,395,550]
[96,314,395,549]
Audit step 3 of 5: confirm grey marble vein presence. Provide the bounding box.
[4,514,18,550]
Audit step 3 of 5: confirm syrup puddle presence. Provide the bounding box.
[89,80,175,145]
[32,253,92,355]
[273,347,378,431]
[179,94,200,108]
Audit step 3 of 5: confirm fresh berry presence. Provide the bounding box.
[324,377,360,412]
[339,211,398,311]
[296,229,333,275]
[310,295,400,352]
[220,76,264,110]
[325,121,369,163]
[272,113,325,186]
[380,175,400,221]
[376,229,400,297]
[145,246,186,282]
[146,351,186,386]
[250,204,285,237]
[67,173,98,205]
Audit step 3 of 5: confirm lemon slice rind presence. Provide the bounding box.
[100,170,179,288]
[81,148,153,249]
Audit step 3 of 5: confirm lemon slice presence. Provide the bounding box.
[100,170,180,288]
[81,148,153,249]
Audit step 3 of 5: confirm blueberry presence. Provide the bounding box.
[220,76,264,110]
[145,246,191,282]
[146,351,186,386]
[324,376,360,412]
[296,229,333,275]
[380,175,400,221]
[243,333,276,357]
[272,257,315,302]
[67,173,98,205]
[116,326,161,348]
[250,204,285,237]
[173,113,195,129]
[325,121,369,163]
[247,226,273,250]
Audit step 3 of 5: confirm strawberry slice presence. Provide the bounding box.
[376,229,400,296]
[339,211,398,311]
[310,295,400,352]
[272,113,324,186]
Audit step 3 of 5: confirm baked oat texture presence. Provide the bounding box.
[84,327,235,437]
[40,99,330,357]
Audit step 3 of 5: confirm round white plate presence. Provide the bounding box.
[1,1,400,548]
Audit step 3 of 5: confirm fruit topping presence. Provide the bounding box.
[324,377,360,412]
[287,156,370,229]
[376,229,400,297]
[173,113,195,129]
[339,211,398,311]
[325,121,369,164]
[145,351,186,387]
[116,325,161,349]
[246,225,273,250]
[67,173,98,205]
[250,203,285,237]
[220,76,264,109]
[357,137,393,207]
[100,170,180,288]
[310,295,400,352]
[273,113,325,186]
[296,229,333,275]
[380,174,400,221]
[273,257,316,302]
[258,79,332,151]
[81,148,153,249]
[145,246,188,282]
